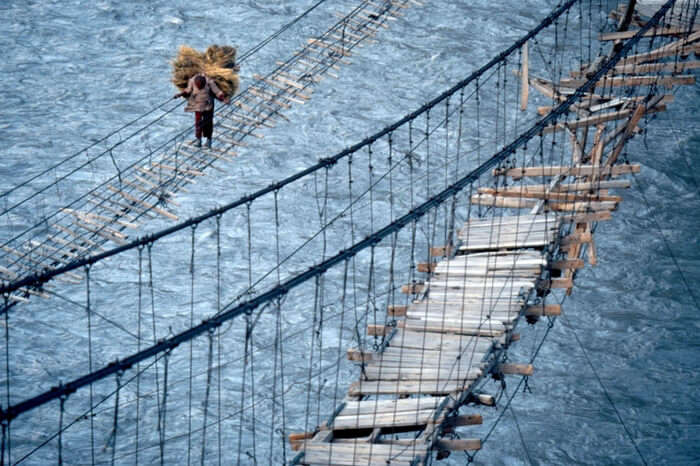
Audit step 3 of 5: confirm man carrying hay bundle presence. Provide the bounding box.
[172,45,240,148]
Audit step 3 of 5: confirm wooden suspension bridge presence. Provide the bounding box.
[0,1,698,464]
[288,2,699,464]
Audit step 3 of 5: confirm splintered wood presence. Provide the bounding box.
[294,5,697,464]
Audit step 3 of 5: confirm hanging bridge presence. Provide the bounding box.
[1,0,699,464]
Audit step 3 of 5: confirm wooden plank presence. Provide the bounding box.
[388,305,408,317]
[417,262,436,273]
[494,164,640,179]
[543,180,630,192]
[339,397,444,416]
[520,41,529,111]
[550,278,574,289]
[500,363,534,376]
[598,26,698,41]
[560,232,593,246]
[302,442,424,464]
[616,42,700,67]
[477,187,622,203]
[361,352,488,369]
[307,38,353,57]
[550,258,584,270]
[558,74,695,89]
[429,245,453,257]
[524,304,562,316]
[401,283,424,294]
[107,186,178,221]
[361,365,482,382]
[348,379,475,397]
[332,409,437,429]
[71,218,127,245]
[611,61,700,75]
[542,109,632,133]
[607,102,649,167]
[247,87,293,108]
[559,211,613,223]
[436,438,481,452]
[367,324,392,336]
[401,320,505,337]
[445,414,483,427]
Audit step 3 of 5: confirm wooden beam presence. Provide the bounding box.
[430,245,453,257]
[520,41,529,111]
[387,305,408,317]
[599,25,697,41]
[478,187,622,203]
[500,363,534,376]
[494,164,640,179]
[550,277,574,289]
[346,348,372,362]
[436,438,481,451]
[366,325,391,336]
[401,283,425,294]
[560,232,593,246]
[558,74,695,89]
[445,414,483,427]
[611,61,700,75]
[559,211,613,223]
[417,262,436,273]
[525,304,562,316]
[550,258,584,270]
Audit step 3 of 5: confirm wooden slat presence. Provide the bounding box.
[520,41,529,111]
[558,74,695,89]
[302,442,425,464]
[348,379,475,397]
[494,164,640,179]
[435,438,481,451]
[599,26,699,41]
[500,363,534,376]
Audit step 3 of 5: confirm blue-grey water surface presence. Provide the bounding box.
[0,0,699,464]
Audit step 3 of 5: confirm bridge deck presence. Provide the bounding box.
[290,7,698,463]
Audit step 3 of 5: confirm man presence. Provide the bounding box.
[174,73,230,148]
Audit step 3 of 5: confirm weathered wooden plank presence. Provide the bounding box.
[494,164,640,179]
[387,305,408,317]
[500,363,534,376]
[599,26,699,41]
[520,41,529,111]
[401,320,505,337]
[524,304,562,316]
[445,414,483,427]
[302,442,424,464]
[611,61,700,75]
[550,258,584,270]
[348,379,475,397]
[360,365,482,381]
[477,187,622,203]
[436,438,481,451]
[558,74,695,88]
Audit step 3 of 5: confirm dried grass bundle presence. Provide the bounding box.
[172,44,240,96]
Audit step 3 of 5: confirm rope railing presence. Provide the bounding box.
[0,0,665,424]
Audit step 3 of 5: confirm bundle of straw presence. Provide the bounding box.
[172,44,240,96]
